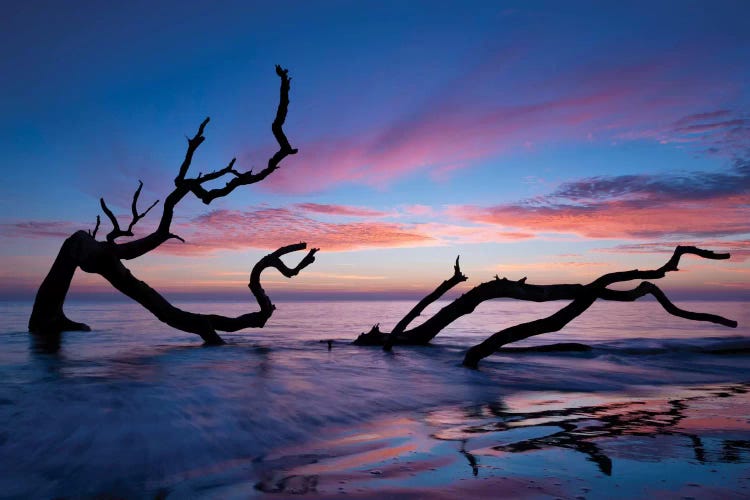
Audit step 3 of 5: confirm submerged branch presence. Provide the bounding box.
[383,256,467,351]
[352,246,737,368]
[462,246,736,367]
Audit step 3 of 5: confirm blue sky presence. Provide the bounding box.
[1,1,749,299]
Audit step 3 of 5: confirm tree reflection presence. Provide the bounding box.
[434,383,750,476]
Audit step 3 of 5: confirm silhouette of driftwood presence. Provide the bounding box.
[354,246,737,367]
[29,66,317,344]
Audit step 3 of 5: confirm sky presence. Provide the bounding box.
[1,0,749,301]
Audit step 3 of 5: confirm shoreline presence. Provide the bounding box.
[242,382,750,499]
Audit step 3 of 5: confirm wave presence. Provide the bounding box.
[488,337,750,356]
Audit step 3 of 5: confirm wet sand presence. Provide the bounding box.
[248,383,750,499]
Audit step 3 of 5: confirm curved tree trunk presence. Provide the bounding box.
[29,231,94,335]
[29,231,317,344]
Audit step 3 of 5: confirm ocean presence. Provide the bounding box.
[1,299,749,498]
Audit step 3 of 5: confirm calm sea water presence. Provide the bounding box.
[0,299,748,497]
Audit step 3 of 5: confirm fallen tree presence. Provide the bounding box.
[353,247,737,368]
[29,66,317,344]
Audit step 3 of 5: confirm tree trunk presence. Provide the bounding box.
[29,231,94,334]
[29,231,316,345]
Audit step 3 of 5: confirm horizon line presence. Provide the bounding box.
[2,289,749,303]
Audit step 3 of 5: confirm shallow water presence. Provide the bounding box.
[0,299,748,497]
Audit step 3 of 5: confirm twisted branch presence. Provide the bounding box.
[93,242,318,343]
[112,65,296,261]
[462,246,736,368]
[187,65,298,204]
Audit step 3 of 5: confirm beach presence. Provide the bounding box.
[1,299,748,498]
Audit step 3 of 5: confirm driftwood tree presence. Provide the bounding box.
[29,66,317,344]
[354,247,738,368]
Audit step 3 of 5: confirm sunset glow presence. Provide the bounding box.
[1,1,749,300]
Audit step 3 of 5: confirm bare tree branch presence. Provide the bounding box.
[113,66,296,261]
[351,245,736,369]
[89,215,100,238]
[589,245,730,288]
[99,197,122,242]
[99,181,159,243]
[71,238,316,342]
[126,180,159,233]
[597,282,736,327]
[461,246,736,368]
[355,278,586,347]
[175,117,210,184]
[187,65,298,204]
[382,256,467,351]
[195,158,240,184]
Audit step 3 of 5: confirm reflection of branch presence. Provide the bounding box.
[442,383,749,477]
[498,424,614,475]
[688,435,706,463]
[460,440,479,476]
[721,440,750,462]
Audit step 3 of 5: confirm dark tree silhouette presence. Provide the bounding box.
[29,66,318,344]
[354,246,737,367]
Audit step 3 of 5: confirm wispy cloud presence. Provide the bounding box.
[450,160,750,240]
[164,207,433,254]
[293,203,387,217]
[401,204,434,217]
[166,206,538,254]
[619,109,750,157]
[2,201,541,255]
[255,54,738,193]
[0,221,84,239]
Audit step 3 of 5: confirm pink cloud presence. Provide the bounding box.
[451,196,750,240]
[162,207,434,254]
[402,204,434,216]
[293,203,386,217]
[450,160,750,240]
[160,205,539,255]
[2,201,540,256]
[412,222,534,244]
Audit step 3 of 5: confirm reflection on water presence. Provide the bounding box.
[254,383,750,498]
[0,299,748,497]
[431,383,750,477]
